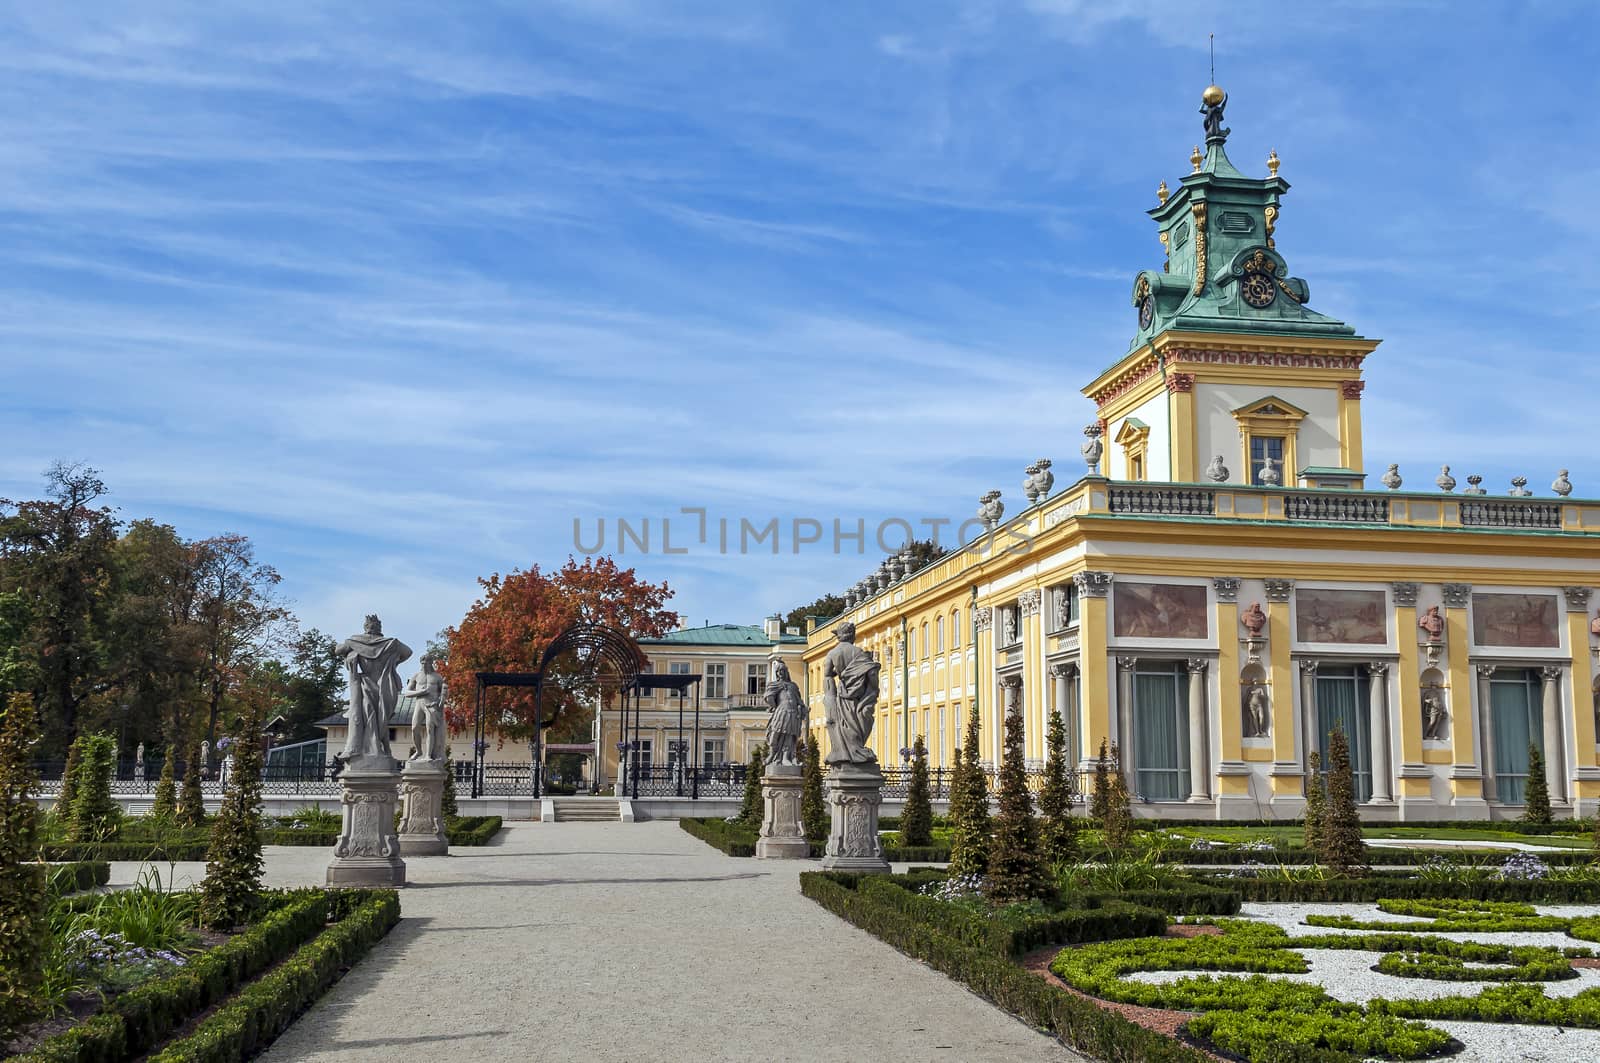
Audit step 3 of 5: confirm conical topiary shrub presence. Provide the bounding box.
[150,749,178,821]
[737,745,766,830]
[68,734,119,843]
[801,737,827,841]
[1303,750,1325,853]
[984,701,1053,903]
[1089,738,1111,828]
[54,735,83,825]
[948,709,990,879]
[1101,742,1134,851]
[1319,727,1368,877]
[441,750,459,819]
[900,736,933,847]
[200,705,266,930]
[1523,744,1552,825]
[179,740,206,828]
[1037,707,1078,865]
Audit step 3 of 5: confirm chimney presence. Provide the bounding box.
[764,613,782,640]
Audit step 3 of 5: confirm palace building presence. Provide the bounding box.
[801,86,1600,821]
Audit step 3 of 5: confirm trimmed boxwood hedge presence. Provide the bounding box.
[1157,846,1599,866]
[43,816,504,863]
[446,815,503,846]
[146,891,399,1062]
[1197,873,1600,903]
[1088,885,1241,916]
[798,872,1316,1063]
[13,888,397,1063]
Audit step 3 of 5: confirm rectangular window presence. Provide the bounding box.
[702,738,726,766]
[1132,660,1190,801]
[1249,435,1285,485]
[1314,665,1373,803]
[629,738,653,772]
[668,661,691,674]
[1489,668,1541,804]
[1131,454,1144,481]
[745,663,763,696]
[704,663,727,699]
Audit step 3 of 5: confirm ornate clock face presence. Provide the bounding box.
[1240,271,1276,308]
[1138,295,1154,329]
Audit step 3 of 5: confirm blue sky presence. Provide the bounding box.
[3,2,1598,648]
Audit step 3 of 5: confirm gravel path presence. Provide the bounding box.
[207,822,1086,1063]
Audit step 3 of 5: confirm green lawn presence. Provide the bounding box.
[1166,825,1592,850]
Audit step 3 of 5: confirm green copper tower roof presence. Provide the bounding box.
[1126,87,1361,352]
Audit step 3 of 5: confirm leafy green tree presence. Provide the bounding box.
[900,736,933,847]
[783,595,845,635]
[150,749,178,820]
[1089,738,1111,827]
[1037,707,1078,864]
[0,463,120,752]
[200,698,266,930]
[1101,742,1134,851]
[1319,728,1368,876]
[1523,744,1552,825]
[800,737,827,841]
[737,744,766,830]
[948,709,990,878]
[1303,750,1326,853]
[178,739,206,828]
[984,703,1052,903]
[68,733,119,843]
[0,694,47,1038]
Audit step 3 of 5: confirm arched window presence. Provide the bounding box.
[951,610,961,648]
[922,622,930,659]
[935,615,944,653]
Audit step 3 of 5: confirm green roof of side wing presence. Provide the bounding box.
[636,623,805,647]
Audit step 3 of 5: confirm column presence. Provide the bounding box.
[1541,665,1566,804]
[1075,571,1113,768]
[1050,662,1076,764]
[1443,583,1480,804]
[1477,664,1498,801]
[1116,655,1137,785]
[1186,657,1210,801]
[1265,580,1299,801]
[1298,659,1319,779]
[1367,662,1393,803]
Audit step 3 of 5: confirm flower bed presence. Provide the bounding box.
[9,889,398,1063]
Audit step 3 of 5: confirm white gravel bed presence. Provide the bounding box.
[1126,948,1600,1001]
[1428,1019,1600,1062]
[1237,901,1600,950]
[1365,838,1587,851]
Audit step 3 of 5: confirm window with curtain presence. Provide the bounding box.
[1133,660,1189,801]
[1250,435,1285,485]
[1490,668,1540,804]
[1314,665,1372,802]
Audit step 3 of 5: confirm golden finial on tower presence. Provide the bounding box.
[1190,145,1203,173]
[1157,180,1169,205]
[1267,149,1280,178]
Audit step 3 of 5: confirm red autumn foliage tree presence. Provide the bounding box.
[437,557,678,746]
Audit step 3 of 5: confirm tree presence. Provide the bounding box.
[274,628,343,742]
[438,556,678,747]
[1102,743,1134,851]
[441,749,458,819]
[67,733,119,843]
[1089,739,1111,827]
[0,694,47,1038]
[1319,728,1368,876]
[200,694,266,930]
[0,463,120,752]
[179,739,206,828]
[1303,750,1326,853]
[1037,707,1078,864]
[901,538,947,573]
[150,751,177,820]
[946,738,969,831]
[782,594,845,639]
[800,737,827,841]
[985,703,1052,903]
[190,535,291,743]
[737,745,766,830]
[900,736,933,847]
[948,710,990,878]
[1523,744,1552,825]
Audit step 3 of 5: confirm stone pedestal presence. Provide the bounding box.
[821,763,889,874]
[756,762,808,859]
[326,769,407,887]
[398,761,449,857]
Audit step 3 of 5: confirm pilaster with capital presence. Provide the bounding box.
[1297,659,1319,784]
[1444,588,1480,801]
[1186,657,1210,801]
[1115,656,1137,783]
[1367,661,1393,803]
[1540,665,1567,804]
[1393,586,1425,778]
[1266,590,1299,790]
[1214,579,1244,775]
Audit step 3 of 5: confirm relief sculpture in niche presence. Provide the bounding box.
[1421,689,1449,742]
[1243,684,1270,739]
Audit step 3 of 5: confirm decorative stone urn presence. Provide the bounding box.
[977,490,1005,530]
[1509,476,1532,497]
[398,760,448,856]
[1463,474,1486,495]
[1081,424,1105,473]
[1023,459,1055,505]
[821,763,889,874]
[755,762,808,859]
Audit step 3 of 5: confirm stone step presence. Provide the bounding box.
[551,799,621,823]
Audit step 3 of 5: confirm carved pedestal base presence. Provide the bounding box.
[756,762,808,859]
[821,763,888,874]
[398,762,448,857]
[327,769,407,887]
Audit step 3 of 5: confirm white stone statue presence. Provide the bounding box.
[335,614,412,770]
[763,660,806,767]
[220,752,235,785]
[1422,689,1449,741]
[199,739,211,777]
[1243,685,1269,739]
[135,742,146,780]
[402,655,448,764]
[822,622,882,766]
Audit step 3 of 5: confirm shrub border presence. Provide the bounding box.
[1195,874,1600,903]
